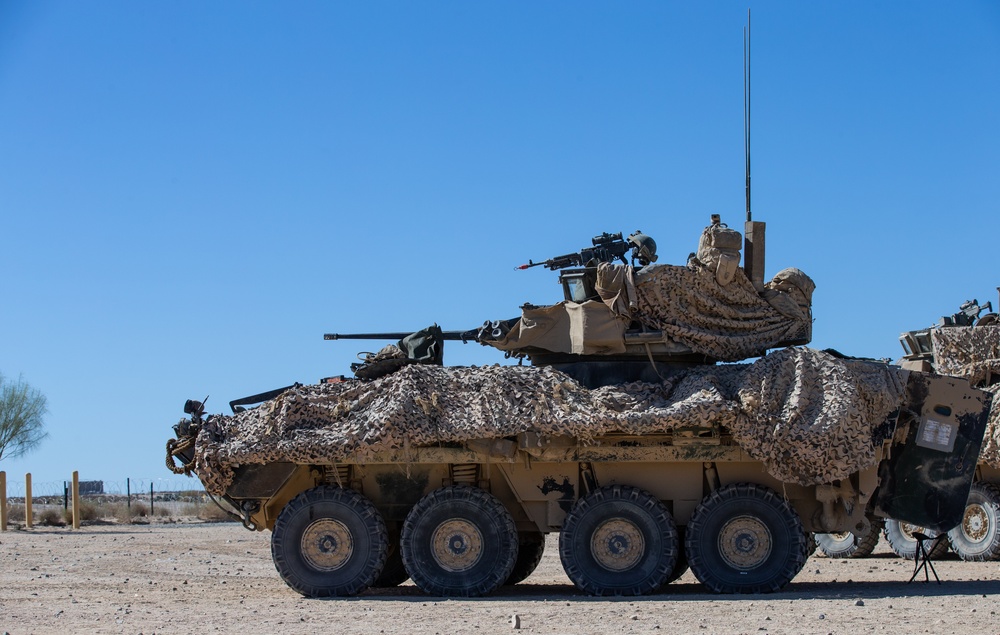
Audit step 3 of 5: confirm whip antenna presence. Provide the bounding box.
[744,9,751,222]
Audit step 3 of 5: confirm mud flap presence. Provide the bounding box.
[874,373,992,532]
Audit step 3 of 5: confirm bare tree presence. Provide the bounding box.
[0,373,48,461]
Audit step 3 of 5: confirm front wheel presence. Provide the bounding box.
[401,485,518,597]
[686,483,806,594]
[559,485,678,596]
[271,486,388,598]
[948,482,1000,561]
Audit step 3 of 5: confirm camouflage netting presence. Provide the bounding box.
[192,347,907,495]
[632,263,813,361]
[481,262,813,362]
[930,325,1000,467]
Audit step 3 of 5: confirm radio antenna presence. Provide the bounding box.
[744,9,751,222]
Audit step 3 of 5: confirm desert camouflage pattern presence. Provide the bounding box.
[631,263,813,361]
[482,263,814,362]
[192,347,904,495]
[930,325,1000,467]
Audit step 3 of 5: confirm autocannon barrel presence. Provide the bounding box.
[324,330,477,341]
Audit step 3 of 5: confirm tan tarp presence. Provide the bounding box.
[485,301,627,355]
[930,325,1000,467]
[192,347,906,495]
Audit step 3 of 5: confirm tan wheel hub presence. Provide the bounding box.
[301,519,354,571]
[718,515,772,570]
[962,503,989,542]
[590,517,645,572]
[431,519,484,572]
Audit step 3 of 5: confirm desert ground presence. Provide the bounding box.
[2,521,1000,635]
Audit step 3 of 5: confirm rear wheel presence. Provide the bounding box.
[686,483,806,594]
[884,520,949,560]
[948,482,1000,561]
[271,486,388,598]
[815,517,883,558]
[559,485,678,596]
[401,485,518,597]
[505,532,545,585]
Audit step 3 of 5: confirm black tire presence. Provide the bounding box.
[271,486,388,598]
[400,485,517,597]
[803,531,817,558]
[662,527,689,586]
[686,483,806,594]
[814,517,883,559]
[884,519,949,560]
[948,482,1000,561]
[559,485,678,596]
[373,525,409,587]
[505,532,545,585]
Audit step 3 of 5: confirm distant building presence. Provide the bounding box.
[78,480,104,495]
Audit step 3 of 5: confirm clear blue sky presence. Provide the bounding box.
[1,2,998,490]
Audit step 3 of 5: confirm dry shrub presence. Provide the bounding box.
[6,505,26,522]
[38,508,66,527]
[198,502,237,522]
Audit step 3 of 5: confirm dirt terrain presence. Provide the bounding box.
[1,522,999,635]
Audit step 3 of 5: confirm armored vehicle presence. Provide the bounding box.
[889,291,1000,562]
[815,292,1000,561]
[166,218,992,598]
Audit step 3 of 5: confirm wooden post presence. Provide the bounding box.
[25,473,32,529]
[0,471,7,531]
[72,471,81,529]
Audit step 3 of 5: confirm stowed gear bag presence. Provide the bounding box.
[696,215,743,286]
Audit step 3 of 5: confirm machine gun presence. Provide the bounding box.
[938,298,994,327]
[516,230,658,271]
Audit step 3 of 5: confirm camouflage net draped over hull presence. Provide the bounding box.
[931,325,1000,467]
[193,348,906,495]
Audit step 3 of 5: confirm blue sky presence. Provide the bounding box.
[1,2,998,490]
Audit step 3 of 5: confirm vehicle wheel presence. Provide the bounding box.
[505,532,545,585]
[271,486,388,598]
[400,485,517,597]
[815,517,883,558]
[884,520,949,560]
[802,530,817,558]
[948,482,1000,561]
[559,484,678,596]
[373,525,409,587]
[662,527,689,586]
[686,483,806,594]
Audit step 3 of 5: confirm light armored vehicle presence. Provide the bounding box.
[888,291,1000,562]
[815,292,1000,561]
[166,218,991,597]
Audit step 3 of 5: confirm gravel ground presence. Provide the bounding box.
[1,522,1000,635]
